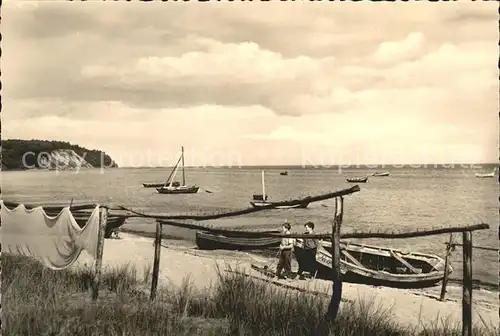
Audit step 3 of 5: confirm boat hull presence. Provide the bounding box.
[156,185,200,194]
[372,172,390,177]
[249,201,310,209]
[195,230,281,250]
[346,177,368,183]
[143,183,166,188]
[305,241,452,288]
[475,174,494,178]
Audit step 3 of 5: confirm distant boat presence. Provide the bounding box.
[346,176,368,183]
[195,230,281,250]
[156,146,200,194]
[372,172,390,177]
[475,168,496,178]
[142,154,182,188]
[143,181,180,188]
[250,170,309,209]
[280,171,288,176]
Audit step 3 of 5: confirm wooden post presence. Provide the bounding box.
[326,196,344,320]
[92,207,107,301]
[461,231,472,336]
[150,221,162,301]
[439,233,453,301]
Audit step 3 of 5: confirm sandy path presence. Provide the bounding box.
[73,233,499,329]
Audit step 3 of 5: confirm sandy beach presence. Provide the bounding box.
[73,233,499,330]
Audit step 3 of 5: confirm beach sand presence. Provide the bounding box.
[73,233,499,330]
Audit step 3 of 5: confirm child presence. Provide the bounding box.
[276,222,294,279]
[296,221,319,279]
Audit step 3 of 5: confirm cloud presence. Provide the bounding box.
[2,1,498,165]
[373,32,424,63]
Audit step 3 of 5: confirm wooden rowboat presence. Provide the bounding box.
[311,240,452,288]
[346,176,368,183]
[195,230,281,251]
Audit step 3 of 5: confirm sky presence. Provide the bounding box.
[3,1,498,167]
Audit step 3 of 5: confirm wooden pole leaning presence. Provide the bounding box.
[439,233,453,301]
[92,206,107,301]
[150,221,163,301]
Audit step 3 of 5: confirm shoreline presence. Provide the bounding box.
[119,228,500,293]
[76,232,499,330]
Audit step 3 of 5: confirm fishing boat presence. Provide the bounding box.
[156,146,200,194]
[280,171,288,176]
[250,171,310,209]
[346,176,368,183]
[195,230,281,250]
[372,172,390,177]
[311,240,452,288]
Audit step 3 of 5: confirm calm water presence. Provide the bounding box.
[2,167,498,285]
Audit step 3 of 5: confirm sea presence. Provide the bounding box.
[2,165,498,286]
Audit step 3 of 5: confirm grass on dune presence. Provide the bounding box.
[2,254,498,336]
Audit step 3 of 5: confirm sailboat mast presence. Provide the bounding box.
[181,146,186,186]
[261,170,266,200]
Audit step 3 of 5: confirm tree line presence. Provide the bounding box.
[1,139,118,170]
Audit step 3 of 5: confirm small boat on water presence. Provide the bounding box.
[195,230,281,250]
[346,176,368,183]
[475,169,496,178]
[143,181,180,188]
[372,172,390,177]
[280,171,288,176]
[250,171,310,209]
[310,240,452,288]
[156,146,200,194]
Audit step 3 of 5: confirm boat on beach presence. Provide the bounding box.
[280,171,288,176]
[309,240,452,288]
[195,230,281,250]
[372,172,390,177]
[250,171,310,209]
[156,146,200,194]
[346,176,368,183]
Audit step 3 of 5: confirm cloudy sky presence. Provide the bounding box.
[3,1,498,167]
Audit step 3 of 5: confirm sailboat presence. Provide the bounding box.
[156,146,200,194]
[142,156,181,188]
[250,170,310,209]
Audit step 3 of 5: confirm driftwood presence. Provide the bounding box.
[108,185,361,220]
[157,221,490,240]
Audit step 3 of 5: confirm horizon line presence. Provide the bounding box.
[118,162,499,169]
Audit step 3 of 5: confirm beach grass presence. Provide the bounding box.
[2,254,498,336]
